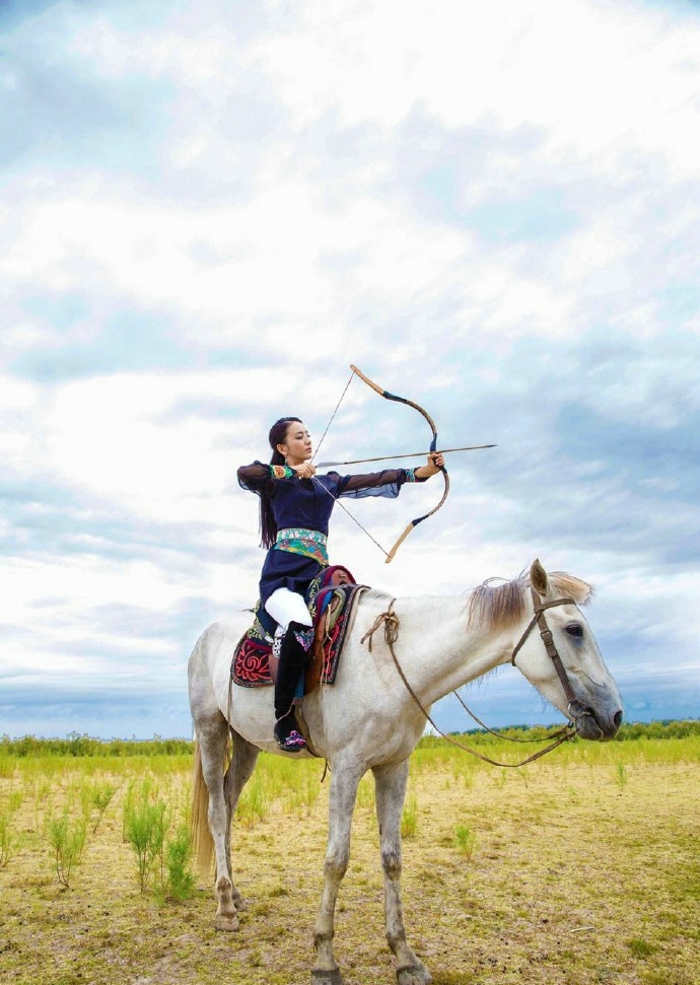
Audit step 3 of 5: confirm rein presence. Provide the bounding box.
[360,594,580,768]
[511,587,593,723]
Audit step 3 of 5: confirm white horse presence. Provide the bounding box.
[188,559,622,985]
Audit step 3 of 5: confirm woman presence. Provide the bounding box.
[238,416,445,752]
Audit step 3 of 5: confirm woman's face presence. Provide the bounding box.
[277,421,312,465]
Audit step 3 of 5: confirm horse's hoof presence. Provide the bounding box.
[397,963,432,985]
[214,913,239,932]
[311,969,344,985]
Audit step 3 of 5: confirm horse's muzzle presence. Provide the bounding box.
[574,704,623,741]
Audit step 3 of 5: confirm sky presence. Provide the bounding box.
[1,0,698,740]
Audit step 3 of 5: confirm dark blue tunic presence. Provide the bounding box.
[238,463,421,607]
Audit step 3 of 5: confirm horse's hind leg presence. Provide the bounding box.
[194,713,241,930]
[373,761,432,985]
[222,730,260,910]
[189,630,247,929]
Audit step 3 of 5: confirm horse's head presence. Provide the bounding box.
[511,560,623,740]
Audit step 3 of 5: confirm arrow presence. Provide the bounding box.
[316,444,496,467]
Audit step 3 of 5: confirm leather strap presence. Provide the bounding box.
[361,601,575,768]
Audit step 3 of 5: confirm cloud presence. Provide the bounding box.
[1,0,698,737]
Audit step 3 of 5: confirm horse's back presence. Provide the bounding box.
[190,619,245,667]
[188,618,250,719]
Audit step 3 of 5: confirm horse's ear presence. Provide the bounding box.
[530,558,549,596]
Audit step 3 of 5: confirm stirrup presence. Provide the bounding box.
[274,723,307,752]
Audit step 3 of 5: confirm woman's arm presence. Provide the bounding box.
[237,461,281,494]
[334,453,444,498]
[238,459,317,491]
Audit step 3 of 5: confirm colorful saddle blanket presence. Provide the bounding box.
[232,566,366,690]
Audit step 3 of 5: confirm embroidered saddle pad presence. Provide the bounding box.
[232,565,367,690]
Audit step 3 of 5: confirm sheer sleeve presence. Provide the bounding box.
[332,467,427,500]
[237,461,275,496]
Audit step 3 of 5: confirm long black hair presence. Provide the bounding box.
[259,416,302,548]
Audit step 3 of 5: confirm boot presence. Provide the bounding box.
[273,622,310,752]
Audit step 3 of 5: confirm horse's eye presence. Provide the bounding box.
[565,623,584,638]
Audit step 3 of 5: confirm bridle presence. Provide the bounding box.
[510,586,594,724]
[360,587,593,768]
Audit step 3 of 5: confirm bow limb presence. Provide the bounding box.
[385,472,450,562]
[350,364,450,563]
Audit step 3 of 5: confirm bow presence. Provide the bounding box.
[349,364,449,563]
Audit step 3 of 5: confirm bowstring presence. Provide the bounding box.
[310,369,391,560]
[313,482,391,559]
[311,370,354,465]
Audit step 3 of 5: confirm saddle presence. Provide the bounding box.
[231,566,367,693]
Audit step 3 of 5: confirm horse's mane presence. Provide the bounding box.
[467,570,593,634]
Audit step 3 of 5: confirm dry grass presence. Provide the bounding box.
[1,741,698,985]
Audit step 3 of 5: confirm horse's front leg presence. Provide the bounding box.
[312,764,362,985]
[373,761,432,985]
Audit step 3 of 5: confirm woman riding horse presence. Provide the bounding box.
[238,416,444,752]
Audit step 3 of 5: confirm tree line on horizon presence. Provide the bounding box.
[1,719,698,758]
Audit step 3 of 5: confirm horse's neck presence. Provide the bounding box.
[360,593,511,706]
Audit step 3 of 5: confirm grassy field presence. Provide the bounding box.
[1,725,698,985]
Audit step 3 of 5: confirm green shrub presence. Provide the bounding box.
[158,824,196,903]
[123,783,169,893]
[454,823,477,859]
[0,810,21,867]
[46,811,86,889]
[88,781,118,833]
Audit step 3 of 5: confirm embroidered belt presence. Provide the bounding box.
[274,528,329,564]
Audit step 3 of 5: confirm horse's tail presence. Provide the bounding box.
[190,740,215,878]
